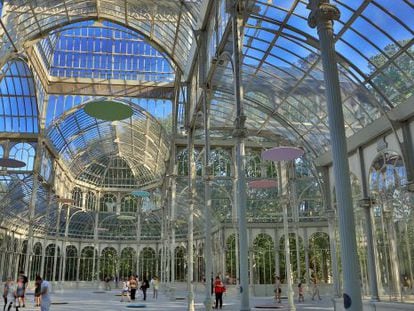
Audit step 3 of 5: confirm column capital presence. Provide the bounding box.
[307,0,340,28]
[232,115,248,138]
[358,197,375,208]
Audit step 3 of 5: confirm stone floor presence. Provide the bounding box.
[18,287,335,310]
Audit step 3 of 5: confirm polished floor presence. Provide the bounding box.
[16,285,334,310]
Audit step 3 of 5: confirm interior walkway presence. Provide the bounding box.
[18,287,334,310]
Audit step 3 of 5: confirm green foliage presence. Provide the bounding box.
[368,40,413,105]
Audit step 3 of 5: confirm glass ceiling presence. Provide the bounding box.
[205,0,413,154]
[0,1,412,240]
[47,100,170,188]
[37,21,175,82]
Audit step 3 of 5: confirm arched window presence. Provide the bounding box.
[245,150,262,178]
[9,142,35,171]
[30,242,42,281]
[100,193,117,212]
[308,232,330,283]
[71,187,83,208]
[81,246,98,281]
[120,247,137,279]
[252,234,275,284]
[85,191,96,211]
[0,59,38,133]
[175,246,186,282]
[121,195,138,213]
[211,148,231,177]
[140,247,156,278]
[65,245,78,281]
[100,247,118,281]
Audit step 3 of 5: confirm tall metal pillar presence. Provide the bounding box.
[202,66,213,311]
[308,1,363,309]
[25,136,43,278]
[358,147,379,301]
[384,208,401,299]
[187,128,195,311]
[303,229,310,287]
[61,206,71,282]
[274,229,280,280]
[76,242,81,284]
[93,207,99,283]
[52,205,62,283]
[320,166,340,297]
[231,2,250,309]
[327,210,341,297]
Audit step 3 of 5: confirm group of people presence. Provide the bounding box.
[274,276,322,303]
[117,275,159,302]
[3,271,50,311]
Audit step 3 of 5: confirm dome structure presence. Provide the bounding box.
[0,1,412,310]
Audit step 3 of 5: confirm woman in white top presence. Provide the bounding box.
[120,279,131,302]
[3,277,16,311]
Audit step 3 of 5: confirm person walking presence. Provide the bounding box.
[129,276,137,300]
[3,277,16,311]
[120,278,131,302]
[213,276,225,309]
[18,271,28,308]
[298,282,304,302]
[36,275,51,311]
[140,277,149,301]
[311,277,321,300]
[152,276,159,299]
[274,276,281,303]
[34,276,42,307]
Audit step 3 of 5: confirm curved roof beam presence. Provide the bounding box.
[1,0,202,71]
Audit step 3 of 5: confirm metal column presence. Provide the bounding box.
[358,147,379,301]
[187,129,195,311]
[231,1,250,309]
[308,1,363,309]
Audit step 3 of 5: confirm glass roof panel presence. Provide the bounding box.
[0,59,38,133]
[46,101,169,187]
[3,0,202,71]
[38,21,175,82]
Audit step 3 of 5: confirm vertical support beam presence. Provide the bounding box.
[52,205,62,283]
[25,138,44,279]
[76,242,81,284]
[200,26,214,310]
[308,1,363,309]
[327,210,341,297]
[274,229,280,281]
[384,209,401,299]
[358,147,379,301]
[231,2,250,309]
[280,163,295,310]
[320,166,340,297]
[187,128,195,311]
[303,228,310,287]
[60,206,71,282]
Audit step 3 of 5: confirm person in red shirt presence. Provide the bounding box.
[213,276,225,309]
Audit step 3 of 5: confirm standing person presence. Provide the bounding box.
[18,271,28,308]
[298,282,304,302]
[140,277,149,301]
[3,277,15,311]
[129,276,137,300]
[120,278,131,302]
[152,276,159,299]
[34,276,42,307]
[213,276,225,310]
[15,277,24,308]
[36,275,51,311]
[311,277,321,300]
[274,276,281,303]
